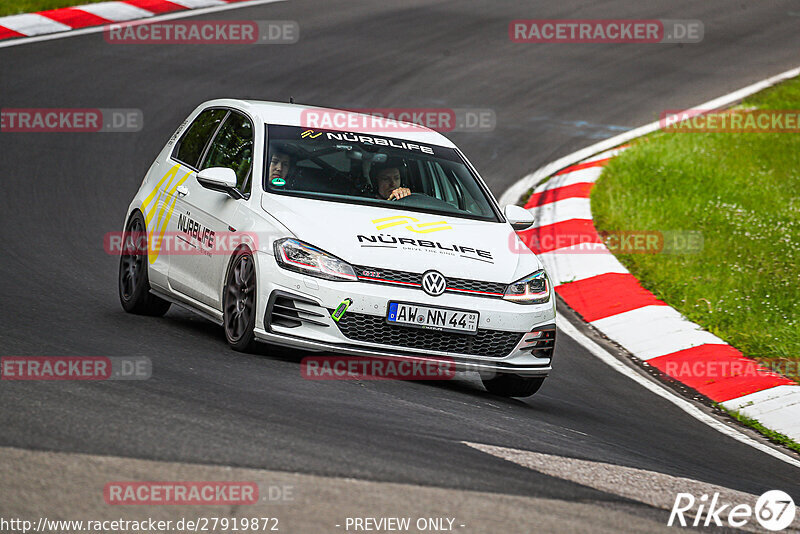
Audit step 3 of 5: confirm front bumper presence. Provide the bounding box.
[253,251,557,377]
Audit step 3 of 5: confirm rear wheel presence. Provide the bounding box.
[118,211,171,316]
[223,249,258,352]
[481,374,545,398]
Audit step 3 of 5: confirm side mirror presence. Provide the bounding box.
[504,204,535,231]
[196,167,242,199]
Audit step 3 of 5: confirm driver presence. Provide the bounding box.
[370,159,412,201]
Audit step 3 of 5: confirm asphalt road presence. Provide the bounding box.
[1,0,800,522]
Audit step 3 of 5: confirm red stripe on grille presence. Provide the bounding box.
[447,287,504,296]
[358,276,421,287]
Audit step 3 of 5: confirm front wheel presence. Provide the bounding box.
[481,374,545,398]
[118,211,171,316]
[223,249,258,352]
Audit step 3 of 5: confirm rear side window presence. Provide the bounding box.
[173,108,227,168]
[200,111,254,194]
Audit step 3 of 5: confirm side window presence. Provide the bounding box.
[173,109,227,168]
[200,111,254,194]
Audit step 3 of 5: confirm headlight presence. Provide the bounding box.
[503,269,550,304]
[274,238,357,282]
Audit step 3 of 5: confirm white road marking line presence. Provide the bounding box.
[555,314,800,470]
[462,441,784,533]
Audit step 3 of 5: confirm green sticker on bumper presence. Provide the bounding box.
[332,298,353,322]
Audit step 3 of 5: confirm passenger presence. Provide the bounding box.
[268,151,293,184]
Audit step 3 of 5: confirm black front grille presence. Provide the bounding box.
[354,266,506,298]
[447,276,507,295]
[335,312,523,357]
[355,267,421,286]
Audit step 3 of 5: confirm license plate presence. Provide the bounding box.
[386,302,479,334]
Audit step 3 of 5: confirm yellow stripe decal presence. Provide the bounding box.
[146,166,193,264]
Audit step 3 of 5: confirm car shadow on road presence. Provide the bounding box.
[157,308,546,407]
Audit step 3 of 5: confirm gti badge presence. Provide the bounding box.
[421,270,447,296]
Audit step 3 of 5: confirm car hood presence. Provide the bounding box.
[261,194,541,283]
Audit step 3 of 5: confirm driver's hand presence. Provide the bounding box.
[388,187,411,201]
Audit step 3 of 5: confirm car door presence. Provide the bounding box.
[168,109,255,310]
[140,108,227,288]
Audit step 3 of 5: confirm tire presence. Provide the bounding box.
[223,248,258,352]
[481,374,545,398]
[118,211,171,316]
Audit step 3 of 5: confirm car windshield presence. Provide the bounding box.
[264,125,500,221]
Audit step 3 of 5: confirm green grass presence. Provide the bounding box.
[715,403,800,454]
[591,76,800,381]
[0,0,109,17]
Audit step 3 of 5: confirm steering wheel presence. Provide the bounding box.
[391,192,426,202]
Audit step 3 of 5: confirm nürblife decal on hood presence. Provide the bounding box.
[356,234,494,264]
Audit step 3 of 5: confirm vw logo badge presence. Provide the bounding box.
[421,270,447,296]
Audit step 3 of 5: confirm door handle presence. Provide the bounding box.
[176,185,189,197]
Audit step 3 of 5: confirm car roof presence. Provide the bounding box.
[199,98,458,148]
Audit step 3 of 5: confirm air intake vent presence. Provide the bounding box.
[266,291,329,330]
[519,324,556,359]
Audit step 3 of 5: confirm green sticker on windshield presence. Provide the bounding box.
[271,177,286,186]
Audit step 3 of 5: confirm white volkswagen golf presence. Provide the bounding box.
[119,99,556,397]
